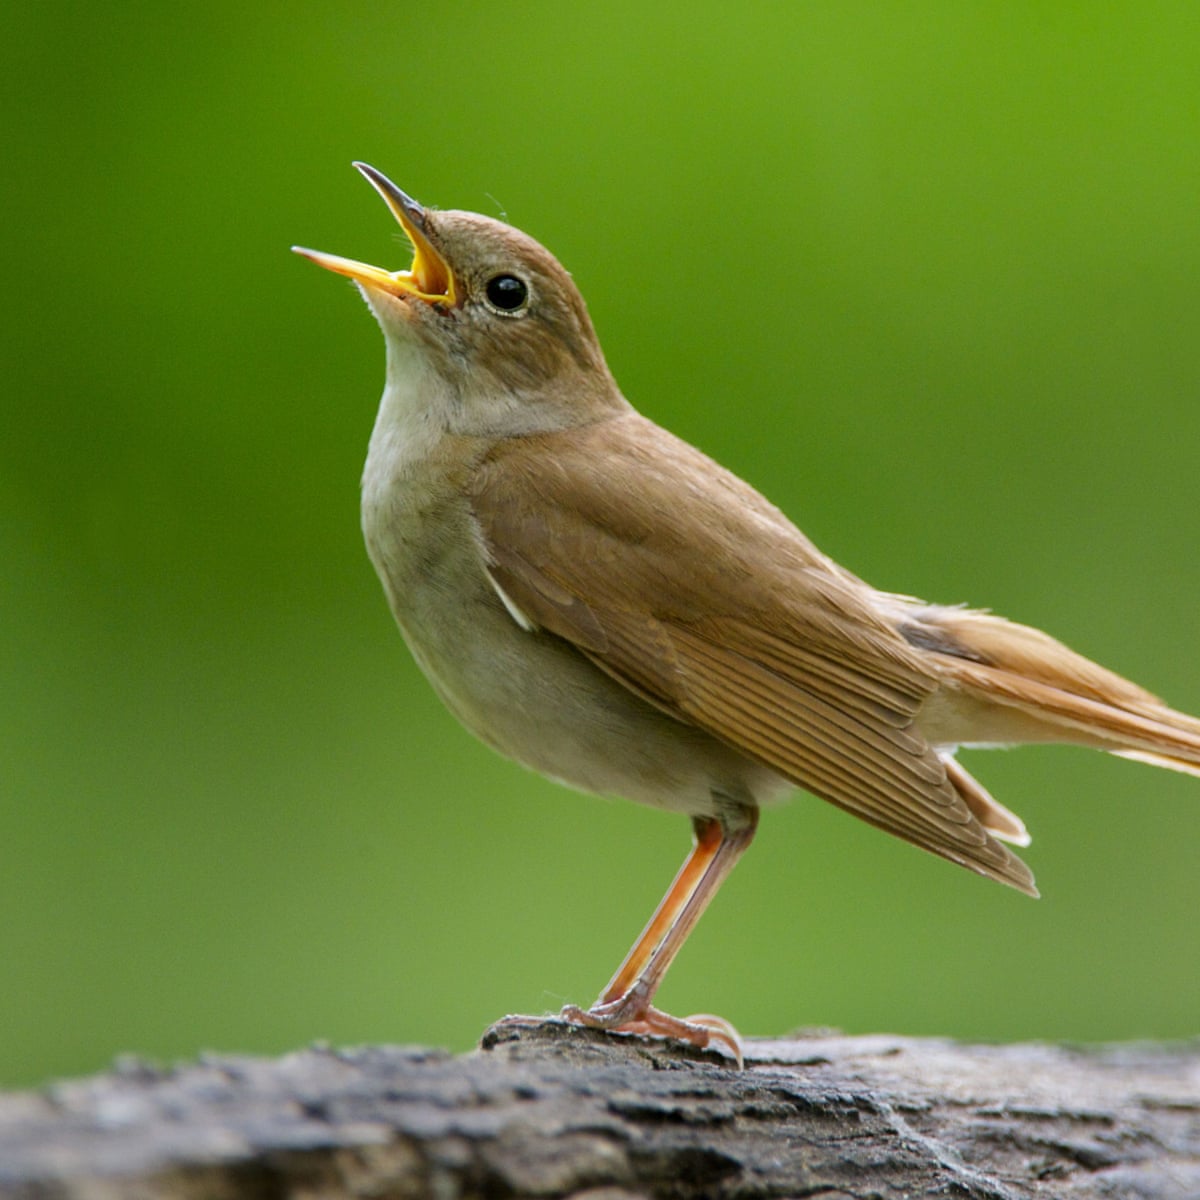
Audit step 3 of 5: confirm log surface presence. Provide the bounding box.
[1,1021,1197,1198]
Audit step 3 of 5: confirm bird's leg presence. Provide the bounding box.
[562,808,758,1062]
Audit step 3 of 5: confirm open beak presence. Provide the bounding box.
[292,163,457,307]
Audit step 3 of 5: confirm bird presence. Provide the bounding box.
[293,163,1200,1063]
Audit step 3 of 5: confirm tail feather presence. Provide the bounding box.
[1111,748,1200,779]
[940,656,1200,764]
[942,754,1031,847]
[887,601,1197,899]
[909,605,1200,766]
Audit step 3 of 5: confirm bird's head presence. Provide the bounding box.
[294,164,623,436]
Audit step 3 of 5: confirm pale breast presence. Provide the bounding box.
[360,402,785,816]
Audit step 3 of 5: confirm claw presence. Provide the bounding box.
[683,1012,744,1067]
[560,1001,744,1067]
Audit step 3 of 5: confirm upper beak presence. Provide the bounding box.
[292,163,457,306]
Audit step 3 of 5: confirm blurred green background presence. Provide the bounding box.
[4,4,1199,1089]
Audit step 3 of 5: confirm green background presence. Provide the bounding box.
[4,4,1199,1089]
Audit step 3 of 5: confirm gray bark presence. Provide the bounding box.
[1,1020,1197,1198]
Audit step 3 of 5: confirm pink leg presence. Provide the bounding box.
[562,809,758,1062]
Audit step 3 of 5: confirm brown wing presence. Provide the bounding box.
[470,412,1036,895]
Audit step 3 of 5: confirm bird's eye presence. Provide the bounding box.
[484,273,529,314]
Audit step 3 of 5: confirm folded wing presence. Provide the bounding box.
[470,413,1037,896]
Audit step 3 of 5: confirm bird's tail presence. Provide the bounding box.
[907,605,1200,771]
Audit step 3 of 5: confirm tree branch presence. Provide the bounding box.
[1,1021,1197,1198]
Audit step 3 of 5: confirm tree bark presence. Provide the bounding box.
[1,1021,1197,1198]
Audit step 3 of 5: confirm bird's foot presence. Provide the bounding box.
[560,999,743,1067]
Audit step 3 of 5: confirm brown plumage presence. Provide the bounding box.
[295,163,1199,1062]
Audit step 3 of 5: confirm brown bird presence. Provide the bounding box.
[294,163,1200,1063]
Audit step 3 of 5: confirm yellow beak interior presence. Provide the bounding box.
[292,163,456,306]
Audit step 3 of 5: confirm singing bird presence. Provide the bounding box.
[294,164,1200,1062]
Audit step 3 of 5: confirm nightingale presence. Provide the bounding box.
[294,163,1200,1063]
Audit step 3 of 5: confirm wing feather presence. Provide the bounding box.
[471,414,1036,895]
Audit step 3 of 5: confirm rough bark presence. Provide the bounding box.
[1,1021,1197,1199]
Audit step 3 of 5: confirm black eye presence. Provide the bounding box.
[485,273,529,313]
